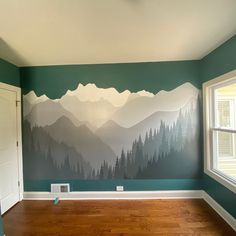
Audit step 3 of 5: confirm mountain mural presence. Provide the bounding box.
[23,120,92,180]
[23,82,201,180]
[96,110,180,155]
[44,116,117,170]
[59,94,118,129]
[25,100,81,128]
[110,82,198,127]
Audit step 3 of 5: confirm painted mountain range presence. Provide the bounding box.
[23,82,201,180]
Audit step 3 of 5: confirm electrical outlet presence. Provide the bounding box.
[116,186,124,191]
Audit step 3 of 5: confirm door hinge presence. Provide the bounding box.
[16,141,19,147]
[18,181,20,187]
[16,100,20,106]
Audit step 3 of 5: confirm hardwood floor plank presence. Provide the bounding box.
[3,199,235,236]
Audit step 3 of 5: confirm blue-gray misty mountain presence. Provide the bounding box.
[44,116,117,170]
[25,99,81,127]
[95,97,198,157]
[96,110,179,156]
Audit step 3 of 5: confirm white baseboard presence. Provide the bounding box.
[23,190,204,200]
[23,190,235,231]
[202,191,236,231]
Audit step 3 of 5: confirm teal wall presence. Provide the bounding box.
[201,35,236,84]
[20,60,203,192]
[20,60,201,98]
[24,179,203,192]
[0,58,20,87]
[0,58,20,236]
[204,175,236,218]
[200,35,236,218]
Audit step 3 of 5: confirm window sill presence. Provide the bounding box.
[204,168,236,194]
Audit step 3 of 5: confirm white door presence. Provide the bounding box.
[0,87,20,214]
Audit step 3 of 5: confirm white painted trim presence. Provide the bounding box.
[203,191,236,231]
[16,92,23,202]
[203,70,236,194]
[0,82,20,95]
[203,69,236,88]
[23,190,204,200]
[0,82,23,202]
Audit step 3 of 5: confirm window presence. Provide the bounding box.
[203,70,236,193]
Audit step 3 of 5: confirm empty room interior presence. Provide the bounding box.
[0,0,236,235]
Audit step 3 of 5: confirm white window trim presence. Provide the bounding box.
[203,69,236,194]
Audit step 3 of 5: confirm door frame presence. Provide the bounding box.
[0,82,23,202]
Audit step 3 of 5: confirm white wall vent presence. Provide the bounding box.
[51,183,70,193]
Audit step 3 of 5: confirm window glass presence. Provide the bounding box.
[212,82,236,182]
[217,131,234,158]
[217,100,231,128]
[215,83,236,129]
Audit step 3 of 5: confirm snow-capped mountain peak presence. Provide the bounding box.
[137,90,154,97]
[24,91,49,105]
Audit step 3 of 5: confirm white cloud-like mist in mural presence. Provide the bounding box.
[23,82,201,180]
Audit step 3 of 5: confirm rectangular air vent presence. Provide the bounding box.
[51,183,70,193]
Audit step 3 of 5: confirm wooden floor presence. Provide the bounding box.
[3,199,235,236]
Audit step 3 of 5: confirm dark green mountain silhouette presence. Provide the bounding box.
[23,120,92,180]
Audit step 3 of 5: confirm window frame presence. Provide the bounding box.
[203,69,236,193]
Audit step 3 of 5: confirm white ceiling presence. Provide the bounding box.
[0,0,236,67]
